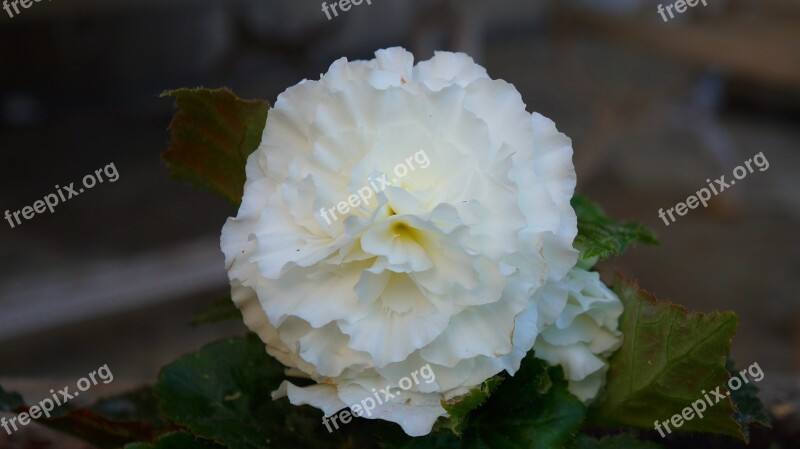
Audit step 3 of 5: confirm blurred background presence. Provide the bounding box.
[1,0,798,447]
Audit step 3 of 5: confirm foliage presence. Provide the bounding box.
[572,194,658,260]
[162,88,268,205]
[587,277,743,440]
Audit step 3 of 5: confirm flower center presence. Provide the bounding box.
[360,215,434,273]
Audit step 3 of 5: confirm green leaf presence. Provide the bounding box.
[157,333,470,449]
[568,434,663,449]
[727,359,771,440]
[463,357,586,449]
[156,333,363,449]
[190,296,242,327]
[156,334,284,449]
[572,194,658,260]
[124,431,226,449]
[380,357,584,449]
[162,88,269,205]
[587,276,744,441]
[436,375,504,435]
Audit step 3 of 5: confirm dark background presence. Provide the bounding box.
[1,0,798,446]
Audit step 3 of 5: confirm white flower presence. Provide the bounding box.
[220,47,579,436]
[533,267,623,402]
